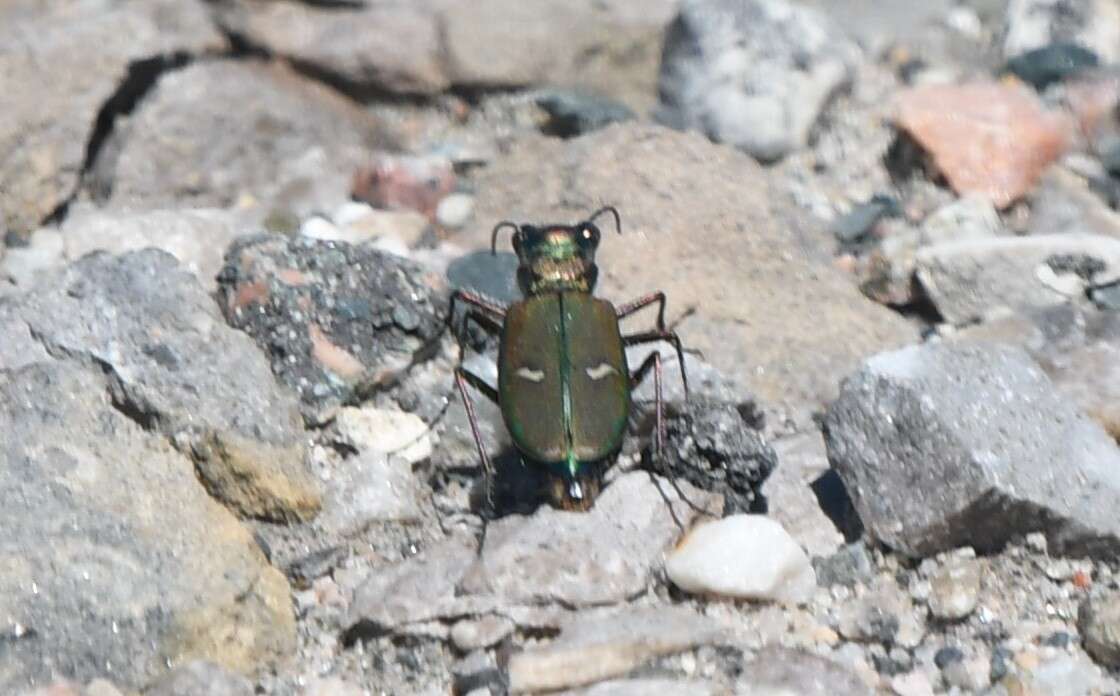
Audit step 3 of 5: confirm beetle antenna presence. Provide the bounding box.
[586,206,622,235]
[490,221,520,255]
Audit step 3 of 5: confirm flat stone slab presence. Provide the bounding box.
[916,234,1120,324]
[507,606,725,693]
[461,472,721,607]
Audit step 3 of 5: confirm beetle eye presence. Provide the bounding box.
[579,225,599,245]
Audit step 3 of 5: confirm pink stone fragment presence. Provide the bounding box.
[893,82,1072,209]
[351,154,455,219]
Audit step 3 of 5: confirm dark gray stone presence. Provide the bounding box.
[1102,139,1120,177]
[0,249,319,522]
[216,235,447,422]
[0,363,294,692]
[656,0,856,161]
[1003,43,1099,90]
[935,646,965,669]
[446,250,521,306]
[536,89,635,138]
[659,398,776,514]
[831,196,901,245]
[451,651,504,695]
[813,542,875,588]
[824,341,1120,558]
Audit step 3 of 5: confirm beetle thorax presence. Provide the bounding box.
[522,255,595,294]
[517,231,598,295]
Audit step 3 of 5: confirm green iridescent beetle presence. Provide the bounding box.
[449,207,689,510]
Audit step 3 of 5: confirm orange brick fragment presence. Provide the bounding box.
[893,82,1072,209]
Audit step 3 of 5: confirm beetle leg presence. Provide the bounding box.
[455,366,500,510]
[628,350,665,459]
[615,291,666,330]
[448,288,507,329]
[454,309,503,381]
[623,330,690,401]
[460,309,503,343]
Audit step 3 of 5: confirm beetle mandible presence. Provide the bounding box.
[449,206,689,510]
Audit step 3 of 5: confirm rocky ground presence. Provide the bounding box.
[5,0,1120,695]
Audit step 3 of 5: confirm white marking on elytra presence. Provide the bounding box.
[515,366,545,382]
[585,362,619,380]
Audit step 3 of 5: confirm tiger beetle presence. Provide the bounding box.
[449,206,689,511]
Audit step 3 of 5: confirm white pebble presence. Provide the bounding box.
[332,407,431,463]
[300,216,343,241]
[665,515,816,604]
[436,193,475,229]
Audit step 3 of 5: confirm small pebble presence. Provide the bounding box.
[928,556,981,621]
[331,406,431,462]
[991,646,1014,682]
[1078,591,1120,667]
[451,615,515,652]
[665,515,816,603]
[831,195,899,244]
[436,193,475,229]
[1025,532,1048,554]
[1090,282,1120,311]
[934,645,964,669]
[1003,43,1100,91]
[1041,631,1072,648]
[300,216,342,240]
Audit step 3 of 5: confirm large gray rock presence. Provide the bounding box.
[90,60,390,223]
[0,0,223,235]
[824,341,1120,558]
[0,362,294,691]
[461,472,720,607]
[656,0,857,161]
[466,123,917,427]
[209,0,676,109]
[0,249,320,521]
[950,304,1120,441]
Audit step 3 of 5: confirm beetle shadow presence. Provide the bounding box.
[469,448,551,519]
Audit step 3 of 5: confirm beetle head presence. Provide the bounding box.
[491,206,621,296]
